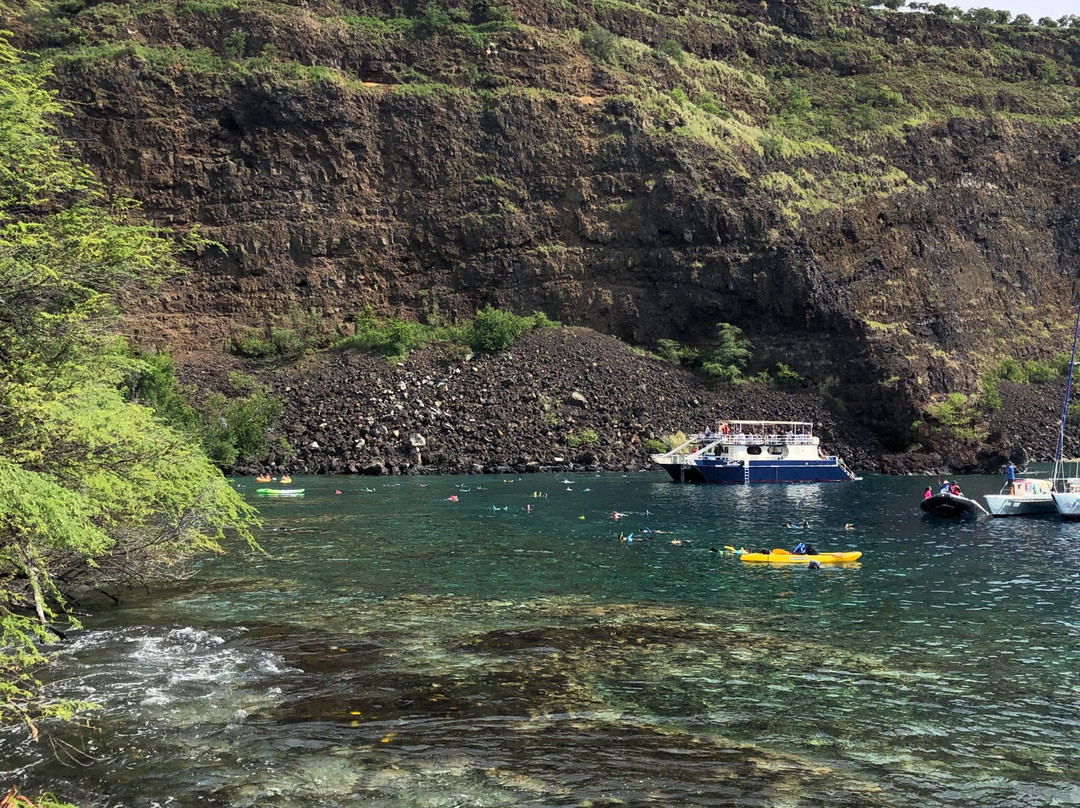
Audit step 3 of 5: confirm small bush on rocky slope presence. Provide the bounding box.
[470,305,551,351]
[227,307,329,359]
[565,429,598,448]
[655,324,752,383]
[924,392,988,441]
[996,354,1071,384]
[339,305,558,359]
[340,307,425,358]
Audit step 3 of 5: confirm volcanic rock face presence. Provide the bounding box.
[16,0,1080,460]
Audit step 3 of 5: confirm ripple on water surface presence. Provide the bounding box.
[4,473,1080,807]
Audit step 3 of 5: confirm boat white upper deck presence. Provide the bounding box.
[651,420,857,484]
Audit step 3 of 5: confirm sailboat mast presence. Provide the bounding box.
[1053,304,1080,472]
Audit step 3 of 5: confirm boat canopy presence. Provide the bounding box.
[716,420,815,433]
[653,420,822,459]
[711,420,818,446]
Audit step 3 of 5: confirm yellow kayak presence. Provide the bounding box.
[739,548,862,564]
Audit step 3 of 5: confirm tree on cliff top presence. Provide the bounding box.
[0,33,255,741]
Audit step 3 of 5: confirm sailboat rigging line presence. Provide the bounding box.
[1054,304,1080,469]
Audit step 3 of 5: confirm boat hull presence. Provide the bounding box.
[920,493,988,518]
[983,494,1056,517]
[739,550,862,564]
[1052,492,1080,519]
[659,459,853,484]
[655,462,709,484]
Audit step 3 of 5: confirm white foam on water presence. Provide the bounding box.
[46,625,296,725]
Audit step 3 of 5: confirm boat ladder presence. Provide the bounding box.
[742,461,750,485]
[837,457,857,481]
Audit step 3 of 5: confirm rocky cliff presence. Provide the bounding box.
[10,0,1080,465]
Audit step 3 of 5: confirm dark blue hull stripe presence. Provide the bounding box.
[658,461,851,484]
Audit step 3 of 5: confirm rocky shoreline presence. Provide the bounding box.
[176,326,1073,479]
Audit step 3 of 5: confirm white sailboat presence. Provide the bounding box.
[1051,306,1080,519]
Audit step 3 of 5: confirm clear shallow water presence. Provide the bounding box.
[4,472,1080,807]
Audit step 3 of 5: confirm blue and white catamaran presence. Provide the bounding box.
[651,420,858,484]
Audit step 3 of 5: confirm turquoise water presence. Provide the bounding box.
[4,473,1080,807]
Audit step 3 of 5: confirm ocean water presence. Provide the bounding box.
[3,472,1080,807]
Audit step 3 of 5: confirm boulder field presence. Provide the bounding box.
[179,327,1070,478]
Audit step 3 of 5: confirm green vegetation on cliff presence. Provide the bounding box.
[22,0,1080,280]
[24,0,1080,178]
[0,32,254,750]
[336,304,559,358]
[657,323,753,382]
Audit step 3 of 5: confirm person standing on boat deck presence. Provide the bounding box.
[703,426,711,439]
[1005,461,1016,482]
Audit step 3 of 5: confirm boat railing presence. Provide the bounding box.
[764,433,816,445]
[652,435,724,461]
[706,433,817,446]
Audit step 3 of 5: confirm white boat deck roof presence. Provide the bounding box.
[721,420,814,426]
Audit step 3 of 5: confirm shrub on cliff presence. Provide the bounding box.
[341,307,422,358]
[978,373,1001,413]
[227,307,328,359]
[200,385,286,467]
[642,437,672,453]
[654,324,752,383]
[470,305,527,351]
[414,2,452,38]
[772,362,807,387]
[338,305,556,359]
[566,429,598,448]
[995,354,1071,384]
[924,393,988,440]
[469,306,557,351]
[580,25,616,63]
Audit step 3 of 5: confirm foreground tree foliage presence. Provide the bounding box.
[0,31,255,740]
